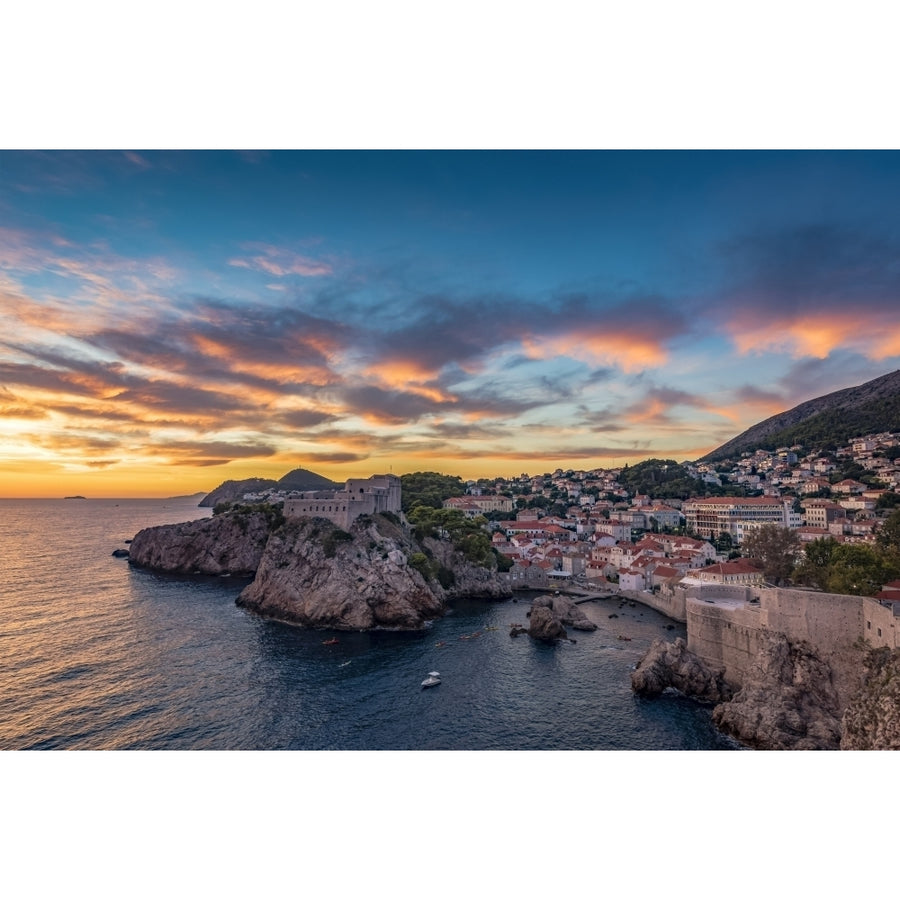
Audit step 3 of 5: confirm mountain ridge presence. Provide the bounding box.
[701,369,900,461]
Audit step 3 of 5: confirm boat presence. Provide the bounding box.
[421,671,441,689]
[322,638,339,646]
[617,635,632,641]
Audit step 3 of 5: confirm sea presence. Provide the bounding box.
[0,496,742,750]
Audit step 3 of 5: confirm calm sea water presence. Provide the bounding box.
[0,497,740,750]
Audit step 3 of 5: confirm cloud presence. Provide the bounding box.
[228,243,332,277]
[715,223,900,361]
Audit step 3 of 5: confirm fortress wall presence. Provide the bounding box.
[862,597,900,649]
[636,590,686,622]
[758,588,864,655]
[686,598,766,687]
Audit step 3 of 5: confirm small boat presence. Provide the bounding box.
[322,638,339,646]
[421,671,441,689]
[617,635,632,642]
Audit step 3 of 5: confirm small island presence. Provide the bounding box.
[64,495,87,500]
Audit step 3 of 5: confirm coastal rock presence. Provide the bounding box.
[712,633,842,751]
[631,638,732,703]
[527,605,568,642]
[237,515,444,630]
[421,536,513,601]
[841,647,900,750]
[128,511,271,576]
[531,593,597,631]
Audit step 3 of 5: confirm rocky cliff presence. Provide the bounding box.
[711,633,843,750]
[631,638,733,703]
[130,508,511,631]
[841,646,900,750]
[236,515,445,630]
[128,510,273,576]
[633,631,852,750]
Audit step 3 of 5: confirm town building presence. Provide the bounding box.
[683,496,797,541]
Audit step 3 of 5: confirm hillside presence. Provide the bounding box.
[701,369,900,462]
[198,467,341,507]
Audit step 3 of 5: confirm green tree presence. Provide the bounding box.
[793,536,839,589]
[399,472,466,513]
[741,525,801,585]
[825,544,900,597]
[876,509,900,563]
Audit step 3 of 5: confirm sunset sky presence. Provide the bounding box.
[2,149,900,497]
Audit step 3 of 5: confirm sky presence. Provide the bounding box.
[2,149,900,497]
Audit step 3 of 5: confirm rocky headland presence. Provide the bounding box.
[128,507,276,576]
[128,506,511,631]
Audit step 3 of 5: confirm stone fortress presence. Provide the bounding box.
[283,474,402,531]
[627,579,899,699]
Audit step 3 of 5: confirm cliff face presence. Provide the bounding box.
[128,511,272,576]
[236,515,445,630]
[130,507,511,631]
[841,647,900,750]
[632,632,846,749]
[631,638,733,704]
[711,633,843,750]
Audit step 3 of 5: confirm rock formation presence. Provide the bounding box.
[130,506,511,631]
[841,646,900,750]
[711,633,843,750]
[237,515,445,630]
[128,510,272,576]
[531,593,598,631]
[631,638,733,703]
[527,605,568,642]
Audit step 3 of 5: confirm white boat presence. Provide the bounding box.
[421,671,441,688]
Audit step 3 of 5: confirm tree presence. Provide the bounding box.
[824,544,899,597]
[741,525,801,585]
[876,509,900,564]
[793,537,839,589]
[399,472,465,513]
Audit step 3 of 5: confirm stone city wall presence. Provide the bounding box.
[686,597,766,687]
[757,587,865,655]
[862,596,900,649]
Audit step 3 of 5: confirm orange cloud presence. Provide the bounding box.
[521,330,668,372]
[727,309,900,360]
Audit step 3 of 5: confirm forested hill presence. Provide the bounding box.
[199,467,341,507]
[701,369,900,462]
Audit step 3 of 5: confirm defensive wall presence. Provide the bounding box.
[682,582,900,696]
[283,474,401,530]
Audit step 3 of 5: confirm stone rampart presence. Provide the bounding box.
[862,597,900,649]
[757,587,864,655]
[683,585,898,694]
[686,597,766,687]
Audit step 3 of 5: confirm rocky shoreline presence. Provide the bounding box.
[632,633,900,750]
